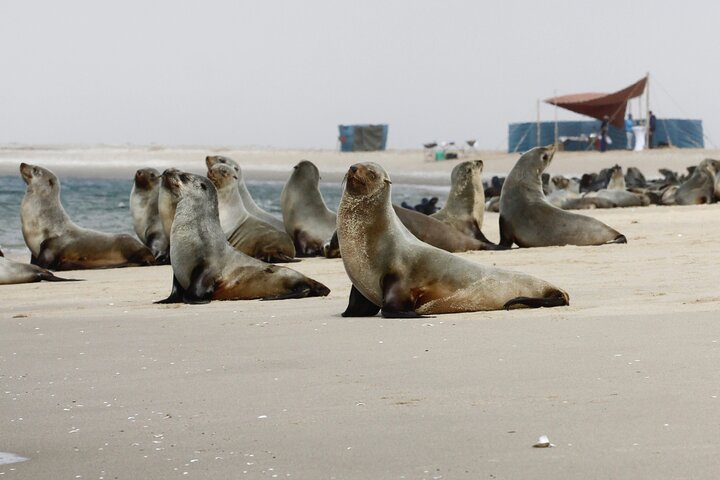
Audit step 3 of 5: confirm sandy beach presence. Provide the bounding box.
[3,146,720,478]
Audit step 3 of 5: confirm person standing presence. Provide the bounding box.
[625,113,634,150]
[599,115,609,152]
[648,111,657,149]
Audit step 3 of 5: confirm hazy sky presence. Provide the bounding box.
[2,1,719,150]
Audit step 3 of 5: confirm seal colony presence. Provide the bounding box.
[336,162,569,317]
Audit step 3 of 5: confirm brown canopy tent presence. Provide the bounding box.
[544,76,647,128]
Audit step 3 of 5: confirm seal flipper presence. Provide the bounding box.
[341,285,380,317]
[606,234,627,244]
[183,263,216,304]
[155,275,186,304]
[380,273,422,318]
[503,292,569,310]
[498,215,514,248]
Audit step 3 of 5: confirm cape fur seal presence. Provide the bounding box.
[20,163,155,270]
[158,167,180,241]
[337,162,569,317]
[430,160,494,243]
[205,155,286,232]
[0,256,79,284]
[499,147,627,247]
[130,168,170,264]
[207,164,296,262]
[280,160,337,256]
[157,170,329,304]
[674,158,720,205]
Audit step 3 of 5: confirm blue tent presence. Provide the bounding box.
[508,119,703,153]
[338,124,388,152]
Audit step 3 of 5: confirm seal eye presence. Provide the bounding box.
[542,154,549,161]
[200,183,207,191]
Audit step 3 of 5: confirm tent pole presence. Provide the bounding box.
[645,72,650,149]
[536,99,541,147]
[553,89,558,148]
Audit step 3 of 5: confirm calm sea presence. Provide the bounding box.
[0,176,449,254]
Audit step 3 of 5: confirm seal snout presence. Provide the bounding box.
[19,162,34,183]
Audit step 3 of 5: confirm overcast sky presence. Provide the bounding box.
[2,1,719,150]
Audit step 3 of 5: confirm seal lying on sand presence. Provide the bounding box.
[208,164,296,262]
[0,256,79,284]
[281,160,337,256]
[205,155,286,232]
[156,170,329,304]
[674,158,720,205]
[499,147,627,247]
[430,160,494,243]
[20,163,155,270]
[130,168,170,264]
[337,162,569,317]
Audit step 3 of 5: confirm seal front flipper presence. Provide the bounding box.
[380,273,423,318]
[341,285,380,317]
[503,291,569,310]
[183,263,216,304]
[155,275,186,304]
[498,215,515,248]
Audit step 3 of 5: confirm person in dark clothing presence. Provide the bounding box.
[599,115,609,152]
[649,111,657,149]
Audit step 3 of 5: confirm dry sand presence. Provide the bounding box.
[3,146,720,479]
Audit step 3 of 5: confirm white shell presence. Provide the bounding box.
[533,435,555,448]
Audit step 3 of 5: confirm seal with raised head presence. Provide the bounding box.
[20,163,155,270]
[156,170,329,304]
[280,160,337,256]
[499,147,627,247]
[674,158,720,205]
[430,159,495,243]
[208,163,296,262]
[158,168,181,241]
[130,168,170,264]
[336,162,569,317]
[205,155,286,232]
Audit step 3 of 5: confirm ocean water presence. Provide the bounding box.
[0,176,449,254]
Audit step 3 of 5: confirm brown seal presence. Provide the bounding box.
[19,163,155,270]
[430,159,494,243]
[205,155,286,232]
[0,256,79,284]
[336,162,569,317]
[280,160,337,256]
[208,163,296,262]
[130,168,170,263]
[499,147,627,247]
[156,170,329,304]
[674,158,720,205]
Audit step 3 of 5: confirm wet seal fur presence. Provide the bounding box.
[130,168,170,264]
[499,147,627,247]
[156,170,329,304]
[20,163,155,270]
[280,160,337,256]
[336,162,569,317]
[208,164,296,262]
[205,155,286,232]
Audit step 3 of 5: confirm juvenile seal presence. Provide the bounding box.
[280,160,337,256]
[337,162,569,317]
[430,160,493,243]
[205,155,286,232]
[156,170,329,304]
[499,146,626,247]
[0,256,79,284]
[208,164,296,262]
[130,168,170,264]
[20,163,155,270]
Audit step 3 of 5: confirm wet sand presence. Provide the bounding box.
[2,146,720,478]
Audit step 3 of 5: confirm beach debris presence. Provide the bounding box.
[532,435,555,448]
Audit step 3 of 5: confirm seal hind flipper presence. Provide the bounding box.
[607,234,627,244]
[380,273,423,318]
[155,275,186,304]
[38,272,81,282]
[503,293,570,310]
[341,285,381,317]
